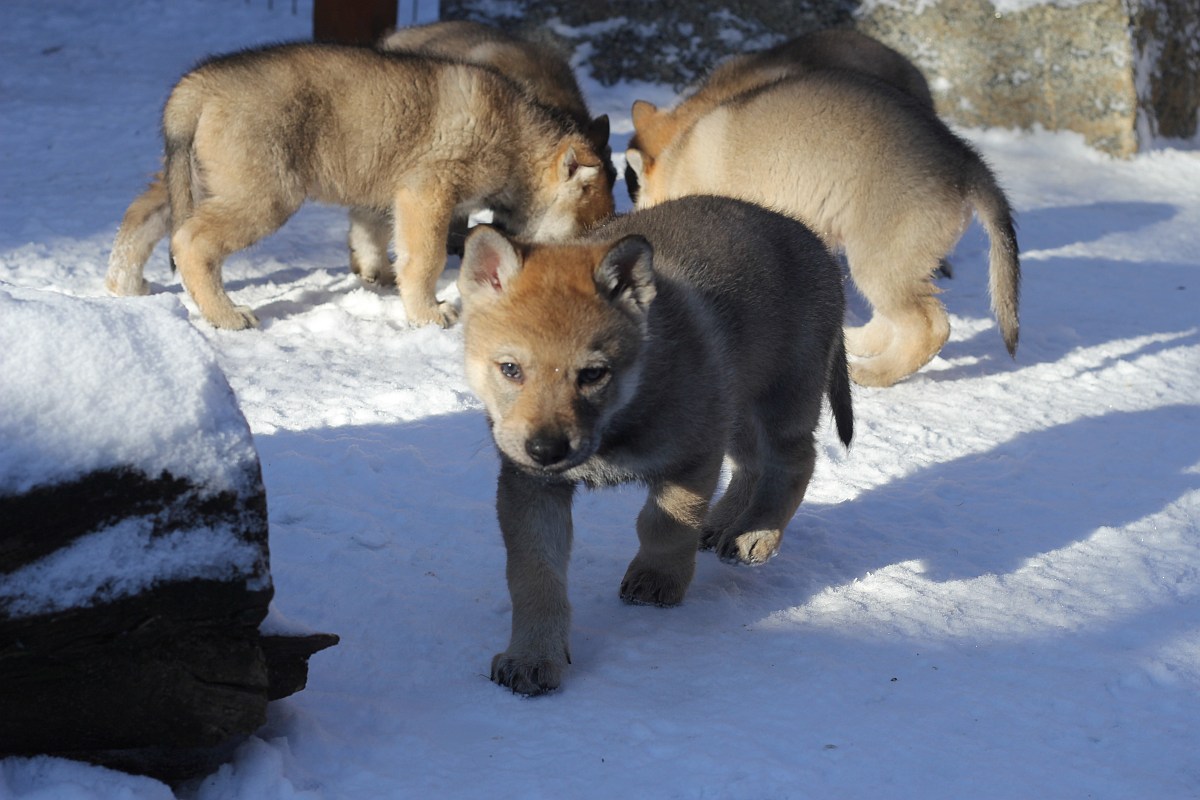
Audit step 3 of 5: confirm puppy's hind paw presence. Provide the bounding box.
[207,304,260,330]
[705,528,782,566]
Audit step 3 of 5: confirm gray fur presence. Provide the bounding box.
[458,196,851,695]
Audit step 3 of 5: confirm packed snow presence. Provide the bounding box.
[0,288,256,496]
[1,0,1198,798]
[0,286,267,619]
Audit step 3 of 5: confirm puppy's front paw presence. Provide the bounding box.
[491,651,567,696]
[620,562,688,607]
[406,299,460,329]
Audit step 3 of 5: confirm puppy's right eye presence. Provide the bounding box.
[498,362,523,382]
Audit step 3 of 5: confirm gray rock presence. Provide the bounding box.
[443,0,1199,156]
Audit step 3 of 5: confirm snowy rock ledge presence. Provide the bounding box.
[0,286,336,780]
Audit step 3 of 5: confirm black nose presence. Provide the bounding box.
[525,433,571,466]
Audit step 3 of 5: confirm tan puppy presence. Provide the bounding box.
[625,29,934,203]
[458,196,852,694]
[378,20,609,149]
[376,20,612,255]
[106,42,613,329]
[626,72,1019,387]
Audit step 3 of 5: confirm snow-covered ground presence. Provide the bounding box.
[2,1,1199,797]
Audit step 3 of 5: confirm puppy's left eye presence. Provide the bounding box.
[498,362,523,382]
[577,366,609,387]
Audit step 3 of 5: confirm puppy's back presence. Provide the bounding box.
[595,196,845,394]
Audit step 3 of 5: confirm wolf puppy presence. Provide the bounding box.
[105,42,612,329]
[626,71,1019,387]
[625,29,933,203]
[377,20,613,254]
[458,196,853,695]
[379,20,609,150]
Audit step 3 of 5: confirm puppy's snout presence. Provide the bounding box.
[525,431,572,467]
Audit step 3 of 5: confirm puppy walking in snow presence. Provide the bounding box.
[627,71,1020,387]
[458,196,852,695]
[375,20,613,255]
[106,42,613,329]
[625,28,935,203]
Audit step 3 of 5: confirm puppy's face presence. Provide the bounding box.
[524,138,615,242]
[458,228,655,475]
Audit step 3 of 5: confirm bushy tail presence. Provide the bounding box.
[828,333,854,448]
[965,156,1021,357]
[105,171,170,296]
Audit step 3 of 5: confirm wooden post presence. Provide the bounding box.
[313,0,399,45]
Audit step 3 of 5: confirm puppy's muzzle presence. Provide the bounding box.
[525,430,573,468]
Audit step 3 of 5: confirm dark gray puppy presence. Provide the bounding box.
[457,195,853,695]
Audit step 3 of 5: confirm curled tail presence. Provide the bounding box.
[828,332,854,448]
[965,155,1021,357]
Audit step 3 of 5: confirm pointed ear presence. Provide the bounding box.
[631,100,658,133]
[594,235,656,318]
[558,144,602,183]
[586,114,610,151]
[624,148,651,183]
[458,225,522,308]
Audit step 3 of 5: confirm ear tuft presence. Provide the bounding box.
[458,225,522,307]
[594,235,656,317]
[631,100,658,132]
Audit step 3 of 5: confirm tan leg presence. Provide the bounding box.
[621,455,721,606]
[849,292,950,387]
[844,315,894,358]
[393,186,457,327]
[170,196,294,330]
[347,206,394,285]
[106,175,169,296]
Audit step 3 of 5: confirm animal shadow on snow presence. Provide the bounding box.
[251,412,508,677]
[249,405,1198,687]
[763,404,1200,598]
[255,405,1197,612]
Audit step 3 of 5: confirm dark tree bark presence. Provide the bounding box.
[313,0,398,45]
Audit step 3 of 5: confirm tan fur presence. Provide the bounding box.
[379,21,598,134]
[376,21,613,254]
[624,29,934,202]
[458,196,852,694]
[628,72,1020,387]
[106,42,613,329]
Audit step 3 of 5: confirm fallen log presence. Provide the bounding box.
[0,286,337,781]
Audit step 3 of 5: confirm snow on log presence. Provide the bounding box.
[0,286,337,780]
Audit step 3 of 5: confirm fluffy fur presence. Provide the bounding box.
[627,71,1019,387]
[458,196,852,695]
[625,29,934,203]
[105,42,613,329]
